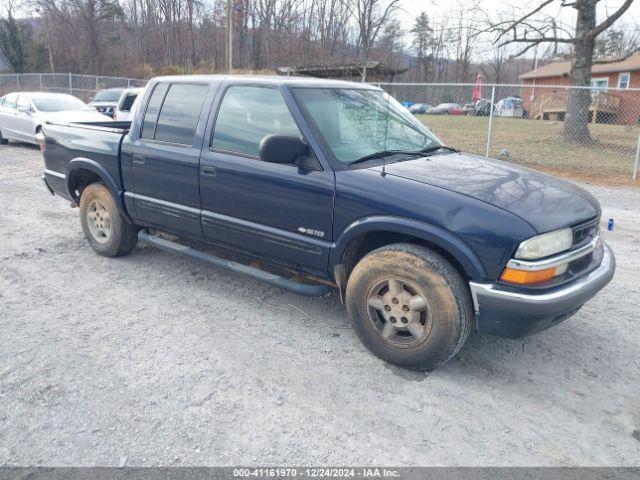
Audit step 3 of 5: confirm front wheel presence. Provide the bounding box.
[0,130,9,144]
[79,182,138,257]
[345,243,473,371]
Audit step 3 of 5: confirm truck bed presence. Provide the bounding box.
[42,121,130,201]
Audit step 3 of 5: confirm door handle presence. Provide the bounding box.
[132,153,145,165]
[201,166,217,177]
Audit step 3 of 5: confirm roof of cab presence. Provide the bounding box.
[149,74,381,89]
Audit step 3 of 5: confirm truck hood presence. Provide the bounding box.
[38,110,113,123]
[368,152,600,233]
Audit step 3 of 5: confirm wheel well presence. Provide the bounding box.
[340,231,471,283]
[68,169,102,202]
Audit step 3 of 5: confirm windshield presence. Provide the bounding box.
[32,94,91,112]
[93,89,124,102]
[293,88,442,165]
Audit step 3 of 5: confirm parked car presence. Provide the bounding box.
[449,105,468,115]
[472,98,493,116]
[461,103,475,115]
[408,103,431,114]
[427,103,461,114]
[495,96,525,118]
[88,88,125,117]
[40,75,615,371]
[114,88,143,121]
[0,92,111,145]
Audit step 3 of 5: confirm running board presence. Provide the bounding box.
[137,230,331,297]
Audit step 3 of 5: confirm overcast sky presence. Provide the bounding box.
[399,0,640,24]
[396,0,640,58]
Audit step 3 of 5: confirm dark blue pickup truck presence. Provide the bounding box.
[41,75,615,370]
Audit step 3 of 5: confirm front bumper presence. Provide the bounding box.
[469,243,615,337]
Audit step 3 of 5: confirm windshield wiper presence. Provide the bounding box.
[347,149,430,166]
[347,145,457,166]
[412,145,458,155]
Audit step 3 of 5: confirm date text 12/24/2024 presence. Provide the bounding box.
[233,468,400,478]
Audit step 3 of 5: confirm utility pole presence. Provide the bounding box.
[226,0,233,73]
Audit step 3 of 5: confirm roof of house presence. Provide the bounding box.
[520,54,640,79]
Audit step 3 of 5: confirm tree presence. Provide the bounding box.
[481,45,506,84]
[595,27,640,59]
[0,0,30,72]
[350,0,400,81]
[488,0,634,143]
[411,11,432,81]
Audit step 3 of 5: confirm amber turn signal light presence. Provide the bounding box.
[500,266,557,285]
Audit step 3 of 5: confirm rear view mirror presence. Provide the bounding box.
[259,134,309,165]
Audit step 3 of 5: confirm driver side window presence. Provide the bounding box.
[211,85,301,157]
[16,96,31,111]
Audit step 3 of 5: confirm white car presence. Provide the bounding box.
[0,92,112,145]
[114,88,143,121]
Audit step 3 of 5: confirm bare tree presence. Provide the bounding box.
[350,0,400,80]
[481,45,507,83]
[488,0,634,143]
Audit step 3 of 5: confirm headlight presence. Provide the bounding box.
[515,228,573,260]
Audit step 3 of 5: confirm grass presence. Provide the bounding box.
[416,115,640,182]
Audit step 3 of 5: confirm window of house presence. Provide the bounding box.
[590,77,609,91]
[211,86,301,157]
[618,72,630,89]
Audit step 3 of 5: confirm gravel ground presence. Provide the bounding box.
[1,143,639,467]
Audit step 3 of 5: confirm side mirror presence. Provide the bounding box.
[17,106,31,114]
[259,134,309,165]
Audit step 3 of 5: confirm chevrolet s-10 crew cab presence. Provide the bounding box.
[40,75,615,370]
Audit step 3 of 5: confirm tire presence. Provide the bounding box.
[0,130,9,144]
[345,243,473,371]
[79,182,138,257]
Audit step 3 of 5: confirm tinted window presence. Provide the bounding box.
[154,84,209,145]
[120,93,137,112]
[141,83,169,139]
[211,86,300,156]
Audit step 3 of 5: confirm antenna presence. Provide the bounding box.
[382,91,388,177]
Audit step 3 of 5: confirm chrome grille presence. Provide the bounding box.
[573,219,599,248]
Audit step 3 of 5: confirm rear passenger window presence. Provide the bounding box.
[211,86,300,156]
[120,93,137,112]
[154,84,209,145]
[141,83,169,139]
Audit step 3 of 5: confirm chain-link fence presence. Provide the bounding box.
[376,82,640,182]
[0,73,147,102]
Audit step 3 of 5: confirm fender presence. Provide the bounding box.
[65,158,132,223]
[329,215,487,280]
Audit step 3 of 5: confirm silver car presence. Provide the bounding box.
[88,88,125,117]
[0,92,111,145]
